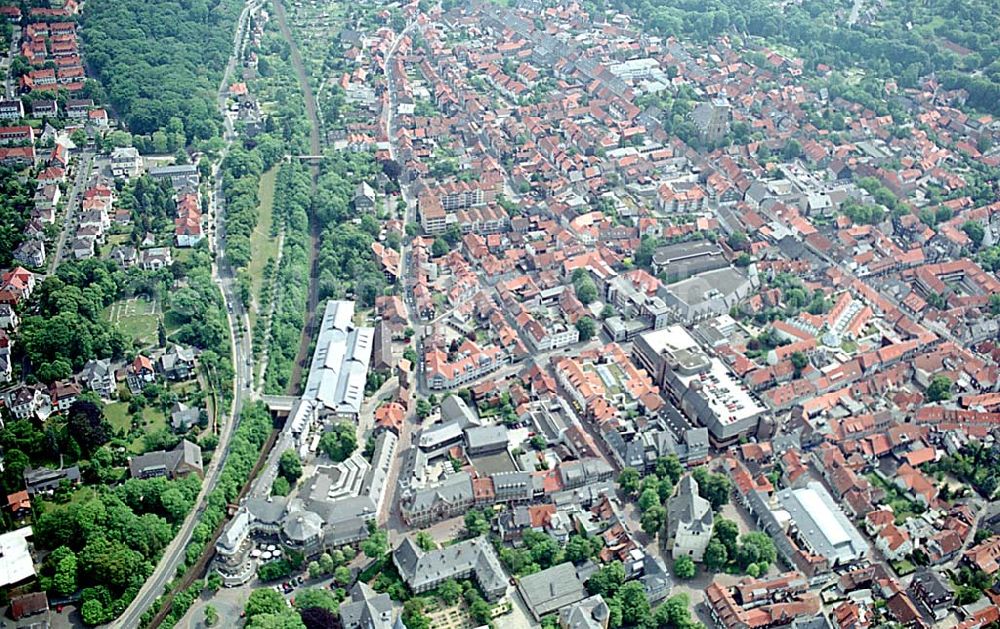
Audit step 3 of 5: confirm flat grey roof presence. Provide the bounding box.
[666,267,747,305]
[777,482,867,565]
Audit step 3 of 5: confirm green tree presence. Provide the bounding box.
[693,467,732,511]
[293,588,340,612]
[334,566,352,586]
[319,424,358,462]
[574,275,598,304]
[81,599,106,626]
[415,531,436,551]
[402,597,431,629]
[66,400,112,457]
[641,505,667,537]
[654,456,684,485]
[782,139,802,160]
[576,316,596,341]
[673,556,696,580]
[963,221,985,249]
[565,535,594,564]
[638,488,661,511]
[245,588,286,620]
[361,528,389,559]
[704,539,729,571]
[308,560,322,579]
[927,375,953,402]
[271,476,291,497]
[714,518,739,554]
[617,581,652,627]
[469,598,492,625]
[618,467,640,496]
[586,561,625,598]
[790,351,808,377]
[727,231,749,251]
[278,449,303,483]
[736,532,777,572]
[53,552,78,597]
[464,509,490,537]
[438,579,463,605]
[247,609,306,629]
[204,604,218,627]
[431,238,450,257]
[654,594,696,629]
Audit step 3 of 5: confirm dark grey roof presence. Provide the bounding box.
[518,562,587,619]
[340,582,394,629]
[127,439,203,477]
[440,395,478,426]
[393,536,507,596]
[559,594,610,629]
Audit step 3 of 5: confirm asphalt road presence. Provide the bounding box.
[107,3,258,627]
[48,150,93,274]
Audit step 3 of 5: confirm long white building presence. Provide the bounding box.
[289,300,375,444]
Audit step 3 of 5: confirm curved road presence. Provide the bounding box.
[108,2,259,627]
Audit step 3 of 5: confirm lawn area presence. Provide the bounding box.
[40,485,98,513]
[248,166,279,330]
[173,248,195,265]
[106,401,131,433]
[104,297,160,348]
[130,407,168,453]
[892,559,916,576]
[106,401,170,452]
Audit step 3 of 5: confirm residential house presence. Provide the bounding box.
[78,358,115,399]
[23,465,80,495]
[110,146,142,179]
[6,490,31,520]
[140,247,173,270]
[127,440,204,479]
[159,345,196,381]
[48,380,81,412]
[354,182,377,212]
[125,354,156,394]
[12,240,45,268]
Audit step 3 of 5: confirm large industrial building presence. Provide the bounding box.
[287,300,374,445]
[743,482,869,578]
[775,483,869,567]
[634,326,767,445]
[214,300,387,586]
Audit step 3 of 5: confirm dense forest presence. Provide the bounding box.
[19,260,130,383]
[0,169,34,268]
[80,0,243,144]
[314,152,386,308]
[603,0,1000,115]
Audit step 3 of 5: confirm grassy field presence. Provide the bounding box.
[106,400,131,433]
[104,297,160,348]
[105,401,170,453]
[130,407,168,453]
[40,485,98,513]
[248,166,280,330]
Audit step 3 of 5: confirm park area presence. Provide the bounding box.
[104,296,161,348]
[248,166,280,329]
